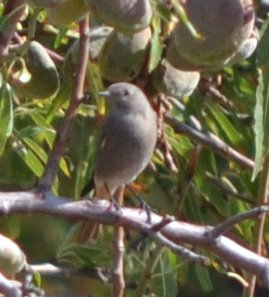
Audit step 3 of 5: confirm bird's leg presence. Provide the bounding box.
[126,185,153,224]
[105,183,122,211]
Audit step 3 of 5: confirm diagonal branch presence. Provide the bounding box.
[165,115,254,170]
[38,16,90,190]
[113,186,125,297]
[206,205,269,239]
[0,0,26,58]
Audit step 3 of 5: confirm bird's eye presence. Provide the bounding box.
[123,90,132,96]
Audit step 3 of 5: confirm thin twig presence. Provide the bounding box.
[147,226,209,265]
[32,263,111,283]
[206,205,269,239]
[38,16,90,190]
[112,186,125,297]
[199,78,235,110]
[134,246,165,297]
[246,154,269,297]
[165,115,254,170]
[44,47,64,64]
[150,215,175,232]
[0,0,26,58]
[177,145,203,213]
[160,133,178,173]
[205,172,255,204]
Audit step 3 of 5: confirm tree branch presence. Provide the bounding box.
[0,273,22,297]
[38,16,90,190]
[0,190,269,288]
[113,187,125,297]
[165,115,254,170]
[31,263,111,283]
[0,0,26,58]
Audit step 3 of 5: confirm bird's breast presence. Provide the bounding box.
[94,111,157,189]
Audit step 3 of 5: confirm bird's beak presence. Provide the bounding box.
[99,90,110,97]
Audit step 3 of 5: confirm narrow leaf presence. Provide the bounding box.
[257,18,269,67]
[195,264,213,292]
[87,62,105,115]
[147,15,163,73]
[252,69,269,179]
[0,84,13,155]
[15,147,44,177]
[208,103,242,146]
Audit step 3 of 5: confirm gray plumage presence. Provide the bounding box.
[95,82,157,197]
[79,82,157,241]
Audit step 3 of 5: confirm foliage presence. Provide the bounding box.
[0,1,268,297]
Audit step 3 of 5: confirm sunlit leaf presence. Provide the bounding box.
[0,84,13,155]
[195,264,213,292]
[87,62,105,115]
[15,146,44,177]
[147,15,163,73]
[207,102,242,146]
[29,113,70,177]
[22,137,48,163]
[252,66,269,180]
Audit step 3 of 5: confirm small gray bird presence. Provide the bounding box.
[80,82,157,241]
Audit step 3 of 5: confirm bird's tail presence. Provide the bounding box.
[78,220,102,243]
[78,184,111,243]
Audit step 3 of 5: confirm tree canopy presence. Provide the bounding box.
[0,1,269,297]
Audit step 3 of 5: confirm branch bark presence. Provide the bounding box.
[38,16,90,190]
[0,0,26,58]
[165,115,254,170]
[0,190,269,288]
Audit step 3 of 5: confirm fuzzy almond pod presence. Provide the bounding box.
[87,0,152,33]
[98,27,151,82]
[153,59,200,99]
[63,26,113,84]
[166,36,203,71]
[171,0,255,69]
[46,0,89,27]
[10,41,60,99]
[70,26,113,63]
[0,234,26,277]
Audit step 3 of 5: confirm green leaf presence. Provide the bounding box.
[74,133,97,197]
[30,113,55,145]
[147,15,163,73]
[171,0,201,39]
[155,2,173,23]
[87,62,105,115]
[207,102,242,146]
[0,84,13,155]
[257,18,269,67]
[46,84,70,123]
[57,242,111,268]
[153,251,178,297]
[252,66,269,180]
[195,264,213,292]
[15,146,44,177]
[54,27,69,48]
[22,137,48,164]
[253,69,266,179]
[29,113,71,177]
[33,271,42,287]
